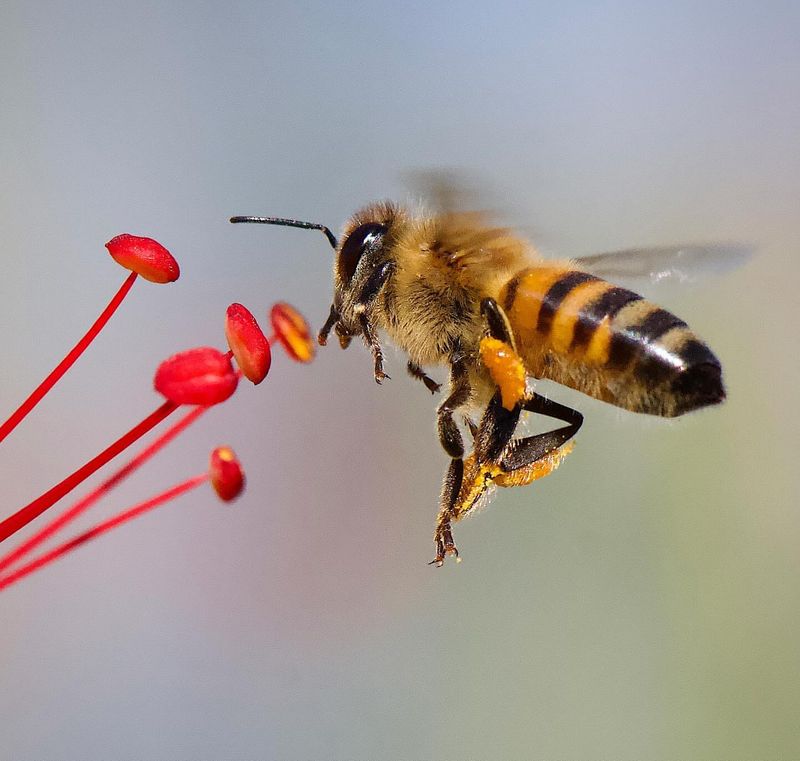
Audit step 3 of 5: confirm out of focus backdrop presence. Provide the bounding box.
[1,2,798,758]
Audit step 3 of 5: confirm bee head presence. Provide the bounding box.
[334,221,388,300]
[229,202,405,349]
[324,202,404,345]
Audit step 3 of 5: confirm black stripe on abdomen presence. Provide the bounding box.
[502,271,525,313]
[535,271,599,334]
[609,308,688,370]
[677,338,719,368]
[570,286,643,351]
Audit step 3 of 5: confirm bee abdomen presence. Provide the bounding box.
[501,267,725,416]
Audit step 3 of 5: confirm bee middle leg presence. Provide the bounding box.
[407,361,441,394]
[436,356,471,458]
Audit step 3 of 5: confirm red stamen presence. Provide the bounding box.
[0,404,209,572]
[105,234,180,284]
[225,304,271,384]
[154,347,238,406]
[0,271,138,444]
[0,475,207,592]
[209,446,245,501]
[0,400,178,544]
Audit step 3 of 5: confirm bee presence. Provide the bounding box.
[232,193,742,565]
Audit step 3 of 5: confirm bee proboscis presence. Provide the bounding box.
[232,197,741,565]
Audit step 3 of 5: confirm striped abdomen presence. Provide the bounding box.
[499,266,725,417]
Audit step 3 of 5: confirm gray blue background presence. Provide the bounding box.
[1,2,798,758]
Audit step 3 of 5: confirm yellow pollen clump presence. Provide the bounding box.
[480,337,527,410]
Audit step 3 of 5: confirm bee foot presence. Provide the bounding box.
[430,530,459,567]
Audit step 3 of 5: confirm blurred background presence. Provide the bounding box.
[1,1,798,758]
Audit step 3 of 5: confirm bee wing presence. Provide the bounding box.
[575,244,753,289]
[404,168,501,217]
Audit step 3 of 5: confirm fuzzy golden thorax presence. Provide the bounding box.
[342,204,534,366]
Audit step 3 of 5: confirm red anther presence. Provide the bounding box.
[105,234,180,284]
[225,303,272,384]
[269,302,315,363]
[154,347,238,405]
[209,446,245,502]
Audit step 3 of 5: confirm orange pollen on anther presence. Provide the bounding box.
[270,302,315,363]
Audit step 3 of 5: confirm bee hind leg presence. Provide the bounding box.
[480,297,518,350]
[491,394,582,493]
[431,393,522,566]
[430,458,464,566]
[431,392,580,565]
[499,394,583,472]
[464,416,478,440]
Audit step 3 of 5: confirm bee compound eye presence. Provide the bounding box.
[337,222,387,284]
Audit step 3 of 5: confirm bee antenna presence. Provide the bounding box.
[229,216,338,250]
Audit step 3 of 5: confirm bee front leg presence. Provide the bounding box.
[353,261,395,384]
[317,304,339,346]
[358,314,389,383]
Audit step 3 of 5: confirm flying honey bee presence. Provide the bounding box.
[232,185,744,565]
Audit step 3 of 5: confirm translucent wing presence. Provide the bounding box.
[575,244,753,287]
[404,168,503,217]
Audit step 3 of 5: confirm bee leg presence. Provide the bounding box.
[353,261,395,384]
[480,297,518,351]
[430,395,522,564]
[433,393,581,563]
[474,390,523,464]
[437,356,471,458]
[358,314,389,383]
[317,304,339,346]
[464,416,478,440]
[498,393,583,473]
[335,322,353,350]
[407,361,441,394]
[430,458,464,566]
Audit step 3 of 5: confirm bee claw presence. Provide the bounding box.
[430,533,459,567]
